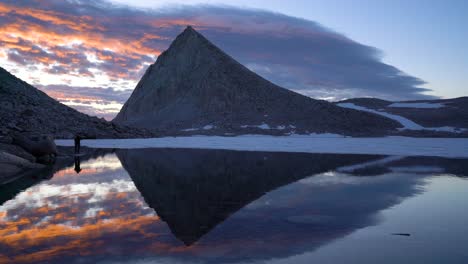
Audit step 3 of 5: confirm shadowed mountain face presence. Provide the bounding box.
[114,26,400,136]
[116,148,382,245]
[0,67,148,139]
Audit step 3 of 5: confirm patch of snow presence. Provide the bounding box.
[338,103,423,130]
[429,126,467,133]
[56,136,468,158]
[241,123,271,130]
[182,125,216,131]
[308,133,344,138]
[241,124,298,130]
[181,128,199,132]
[389,102,445,108]
[337,103,466,133]
[258,123,271,129]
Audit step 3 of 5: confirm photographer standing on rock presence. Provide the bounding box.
[74,135,81,154]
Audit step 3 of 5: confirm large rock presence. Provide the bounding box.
[12,134,57,157]
[114,26,400,136]
[0,142,36,162]
[0,151,44,184]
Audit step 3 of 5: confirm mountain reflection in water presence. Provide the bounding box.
[0,148,467,264]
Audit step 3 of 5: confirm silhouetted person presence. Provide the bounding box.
[74,135,81,154]
[74,156,82,174]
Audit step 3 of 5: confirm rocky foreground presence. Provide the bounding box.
[0,144,43,184]
[0,65,153,184]
[0,134,113,185]
[0,133,59,184]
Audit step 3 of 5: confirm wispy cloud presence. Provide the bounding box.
[0,0,433,118]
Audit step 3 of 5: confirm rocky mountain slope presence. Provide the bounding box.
[0,67,150,139]
[337,97,468,137]
[114,26,400,136]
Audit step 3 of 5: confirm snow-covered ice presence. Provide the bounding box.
[181,125,215,131]
[240,124,298,130]
[241,123,271,129]
[56,135,468,158]
[181,128,199,132]
[337,103,465,133]
[257,123,271,130]
[389,102,445,108]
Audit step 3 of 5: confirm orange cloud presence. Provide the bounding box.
[0,17,162,57]
[42,90,104,104]
[0,2,166,85]
[53,167,101,178]
[0,183,163,264]
[0,215,160,263]
[0,3,97,30]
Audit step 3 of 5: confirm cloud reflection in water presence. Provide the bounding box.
[0,149,466,263]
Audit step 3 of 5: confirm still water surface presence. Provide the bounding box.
[0,148,467,264]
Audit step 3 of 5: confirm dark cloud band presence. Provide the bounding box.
[0,0,433,118]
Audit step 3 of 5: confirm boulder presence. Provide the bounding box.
[12,134,57,157]
[0,151,44,184]
[36,154,56,165]
[0,136,12,144]
[0,142,36,163]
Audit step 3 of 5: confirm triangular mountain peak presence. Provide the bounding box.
[169,26,206,47]
[181,25,198,36]
[114,27,400,136]
[154,25,232,70]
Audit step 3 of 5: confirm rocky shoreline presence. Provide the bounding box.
[0,133,113,186]
[0,134,56,184]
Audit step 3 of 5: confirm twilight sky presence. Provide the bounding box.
[0,0,466,119]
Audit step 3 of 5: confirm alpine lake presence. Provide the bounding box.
[1,147,467,264]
